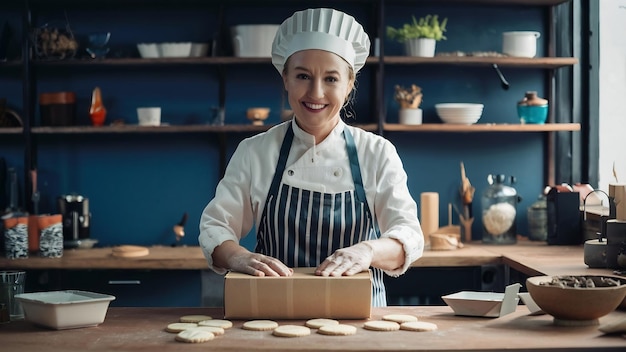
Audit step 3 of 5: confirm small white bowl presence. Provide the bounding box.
[435,103,484,124]
[137,43,159,58]
[159,42,192,58]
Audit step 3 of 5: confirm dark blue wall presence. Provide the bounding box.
[1,2,556,248]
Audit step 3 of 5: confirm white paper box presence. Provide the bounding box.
[441,283,521,318]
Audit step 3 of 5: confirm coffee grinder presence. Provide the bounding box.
[57,194,91,248]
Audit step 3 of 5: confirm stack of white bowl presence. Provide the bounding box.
[137,42,209,58]
[435,103,484,124]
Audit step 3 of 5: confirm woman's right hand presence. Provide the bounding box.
[215,240,293,277]
[228,251,293,277]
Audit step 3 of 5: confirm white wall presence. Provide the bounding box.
[599,0,626,191]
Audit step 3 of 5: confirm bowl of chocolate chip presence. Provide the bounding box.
[526,275,626,326]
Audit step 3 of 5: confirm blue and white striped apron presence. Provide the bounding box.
[257,124,387,306]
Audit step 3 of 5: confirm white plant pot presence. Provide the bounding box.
[404,38,436,57]
[399,108,423,125]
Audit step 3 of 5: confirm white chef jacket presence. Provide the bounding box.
[198,119,424,276]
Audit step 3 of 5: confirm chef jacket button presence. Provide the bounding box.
[334,169,342,177]
[288,170,294,176]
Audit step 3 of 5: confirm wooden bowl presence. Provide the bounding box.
[246,107,270,126]
[526,275,626,326]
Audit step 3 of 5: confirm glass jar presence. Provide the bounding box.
[527,195,547,241]
[482,174,518,244]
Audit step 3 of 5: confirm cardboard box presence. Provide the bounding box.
[224,268,371,319]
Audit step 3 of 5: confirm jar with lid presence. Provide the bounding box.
[527,194,547,241]
[482,174,519,244]
[517,91,548,124]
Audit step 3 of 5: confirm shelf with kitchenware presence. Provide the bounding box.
[27,55,578,69]
[8,122,579,135]
[383,122,580,132]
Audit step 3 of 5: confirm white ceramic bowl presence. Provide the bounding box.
[159,42,192,58]
[137,43,159,58]
[435,103,484,124]
[15,290,116,330]
[190,42,209,57]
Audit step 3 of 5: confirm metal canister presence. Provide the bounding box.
[527,195,547,241]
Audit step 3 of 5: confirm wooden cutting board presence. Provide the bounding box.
[112,245,150,258]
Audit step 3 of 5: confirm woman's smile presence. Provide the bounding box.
[303,102,327,111]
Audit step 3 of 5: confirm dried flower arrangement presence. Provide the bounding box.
[394,84,423,109]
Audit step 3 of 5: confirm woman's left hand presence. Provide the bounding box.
[315,241,374,277]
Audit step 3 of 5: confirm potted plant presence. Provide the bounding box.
[394,84,423,125]
[387,14,448,57]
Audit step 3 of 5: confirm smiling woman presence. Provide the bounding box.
[198,8,425,308]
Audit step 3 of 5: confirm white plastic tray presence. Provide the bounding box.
[15,290,115,330]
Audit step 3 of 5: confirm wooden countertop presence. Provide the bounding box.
[1,306,624,351]
[0,240,613,277]
[0,244,502,271]
[0,245,210,270]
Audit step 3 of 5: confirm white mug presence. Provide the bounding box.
[502,31,541,58]
[137,107,161,126]
[231,25,279,57]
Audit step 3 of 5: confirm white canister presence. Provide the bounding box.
[137,107,161,126]
[502,31,541,58]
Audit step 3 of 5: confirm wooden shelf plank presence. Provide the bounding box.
[31,124,271,134]
[380,56,578,68]
[31,56,578,69]
[383,123,581,132]
[0,127,23,134]
[27,123,579,134]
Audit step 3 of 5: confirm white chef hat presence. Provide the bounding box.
[272,8,370,74]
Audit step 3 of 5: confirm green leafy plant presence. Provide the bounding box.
[387,14,448,42]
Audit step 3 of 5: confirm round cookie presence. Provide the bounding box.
[166,322,198,333]
[382,314,418,323]
[189,326,225,336]
[317,324,357,336]
[305,318,340,329]
[175,329,215,343]
[363,320,400,331]
[242,320,279,331]
[180,314,212,323]
[198,319,233,329]
[272,325,311,337]
[400,321,438,332]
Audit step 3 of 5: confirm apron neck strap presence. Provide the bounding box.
[342,127,367,204]
[267,124,295,198]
